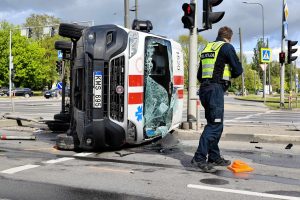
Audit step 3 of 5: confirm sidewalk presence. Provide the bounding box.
[177,97,300,144]
[175,123,300,144]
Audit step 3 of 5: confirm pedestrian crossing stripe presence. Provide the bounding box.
[260,48,272,63]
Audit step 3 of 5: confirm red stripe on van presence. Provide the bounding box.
[129,75,143,87]
[174,76,184,85]
[177,89,184,99]
[128,92,143,104]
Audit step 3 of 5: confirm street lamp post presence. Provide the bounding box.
[243,2,265,98]
[9,29,14,111]
[243,2,264,43]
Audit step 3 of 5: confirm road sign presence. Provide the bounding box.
[260,63,267,71]
[284,0,288,21]
[57,82,63,90]
[261,48,272,63]
[58,50,63,59]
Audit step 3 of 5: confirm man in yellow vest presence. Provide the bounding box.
[191,26,243,173]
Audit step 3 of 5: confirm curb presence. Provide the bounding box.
[223,133,300,144]
[174,128,300,144]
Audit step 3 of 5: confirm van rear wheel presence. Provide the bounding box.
[58,23,85,40]
[54,113,70,122]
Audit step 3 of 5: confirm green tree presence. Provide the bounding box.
[24,14,62,88]
[177,35,208,87]
[11,33,47,89]
[0,21,14,87]
[23,14,60,40]
[39,35,62,89]
[0,17,61,90]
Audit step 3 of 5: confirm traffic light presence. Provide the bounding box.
[279,52,285,64]
[56,60,62,74]
[287,40,298,64]
[203,0,225,29]
[181,3,196,29]
[50,27,55,37]
[28,28,33,38]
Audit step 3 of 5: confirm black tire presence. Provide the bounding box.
[58,23,86,40]
[54,113,70,122]
[46,121,70,132]
[56,134,74,150]
[55,41,72,51]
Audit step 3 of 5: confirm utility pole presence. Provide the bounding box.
[124,0,130,28]
[254,71,256,91]
[239,28,245,96]
[267,38,271,94]
[135,0,138,19]
[187,0,198,123]
[296,67,299,95]
[290,62,293,92]
[295,61,298,93]
[9,29,14,112]
[269,62,272,94]
[280,0,286,107]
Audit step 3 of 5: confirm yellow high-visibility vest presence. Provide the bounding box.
[201,41,231,81]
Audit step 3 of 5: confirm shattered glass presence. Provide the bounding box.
[143,37,178,138]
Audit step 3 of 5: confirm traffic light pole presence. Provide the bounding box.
[280,0,285,108]
[239,28,245,96]
[187,0,198,123]
[124,0,130,28]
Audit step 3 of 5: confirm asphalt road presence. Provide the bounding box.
[0,137,300,200]
[0,97,61,120]
[2,95,300,125]
[0,96,300,200]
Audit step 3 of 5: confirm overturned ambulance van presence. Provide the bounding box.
[58,21,184,150]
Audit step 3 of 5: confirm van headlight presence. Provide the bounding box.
[129,31,139,58]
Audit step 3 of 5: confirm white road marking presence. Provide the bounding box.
[43,157,74,164]
[73,152,93,157]
[1,165,40,174]
[187,184,300,200]
[226,110,273,123]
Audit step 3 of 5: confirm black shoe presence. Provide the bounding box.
[191,158,216,173]
[208,157,231,166]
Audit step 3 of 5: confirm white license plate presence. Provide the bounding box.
[93,71,103,108]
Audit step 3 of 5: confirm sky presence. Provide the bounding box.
[0,0,299,66]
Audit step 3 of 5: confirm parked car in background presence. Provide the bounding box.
[44,89,58,99]
[235,91,242,96]
[256,90,263,95]
[11,88,33,98]
[0,87,8,96]
[44,87,70,99]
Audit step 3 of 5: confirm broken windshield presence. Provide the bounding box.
[143,37,177,138]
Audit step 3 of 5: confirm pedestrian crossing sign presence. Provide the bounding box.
[58,50,63,60]
[261,48,272,63]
